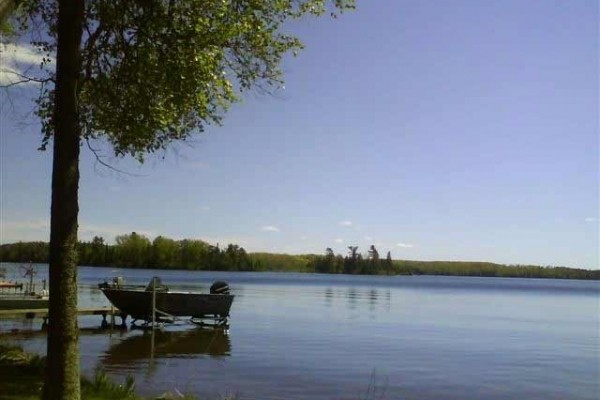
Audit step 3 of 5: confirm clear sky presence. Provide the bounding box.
[0,0,598,269]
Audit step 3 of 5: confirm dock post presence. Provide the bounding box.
[100,312,108,329]
[151,278,156,330]
[119,313,127,329]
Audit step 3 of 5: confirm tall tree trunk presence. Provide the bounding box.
[43,1,84,399]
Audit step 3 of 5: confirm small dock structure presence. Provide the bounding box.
[0,307,126,329]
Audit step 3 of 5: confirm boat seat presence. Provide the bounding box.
[145,277,169,292]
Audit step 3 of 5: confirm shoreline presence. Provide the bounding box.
[1,259,599,281]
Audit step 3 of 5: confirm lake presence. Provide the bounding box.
[1,263,598,400]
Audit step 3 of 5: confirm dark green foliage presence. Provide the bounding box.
[328,245,379,275]
[384,251,392,275]
[100,233,257,271]
[114,232,152,268]
[389,259,600,280]
[0,241,49,263]
[249,252,317,272]
[13,0,355,161]
[1,239,597,279]
[81,369,137,400]
[150,236,180,269]
[0,342,46,372]
[0,342,45,400]
[0,233,256,271]
[308,247,599,280]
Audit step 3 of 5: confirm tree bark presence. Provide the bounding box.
[42,1,84,399]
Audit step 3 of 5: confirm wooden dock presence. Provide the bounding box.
[0,307,120,318]
[0,307,125,329]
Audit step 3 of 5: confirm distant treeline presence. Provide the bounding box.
[0,234,311,273]
[0,233,257,271]
[0,234,598,280]
[307,246,599,280]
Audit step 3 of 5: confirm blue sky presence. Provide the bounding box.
[1,0,598,269]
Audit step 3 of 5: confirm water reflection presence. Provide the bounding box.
[347,288,358,310]
[324,288,333,307]
[321,287,388,308]
[320,286,392,316]
[101,328,231,368]
[385,289,391,312]
[368,288,378,311]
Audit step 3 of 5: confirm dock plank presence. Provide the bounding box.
[0,307,121,318]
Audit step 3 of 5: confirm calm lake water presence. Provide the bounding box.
[1,263,599,400]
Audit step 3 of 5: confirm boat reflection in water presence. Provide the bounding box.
[100,328,231,368]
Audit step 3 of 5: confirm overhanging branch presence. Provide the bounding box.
[0,70,53,87]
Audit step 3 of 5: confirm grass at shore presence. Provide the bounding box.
[0,342,141,400]
[0,340,235,400]
[0,343,45,400]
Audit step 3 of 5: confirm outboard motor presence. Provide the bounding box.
[98,276,124,289]
[210,281,230,295]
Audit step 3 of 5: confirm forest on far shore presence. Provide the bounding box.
[0,233,598,280]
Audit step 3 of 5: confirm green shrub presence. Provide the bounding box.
[81,368,138,400]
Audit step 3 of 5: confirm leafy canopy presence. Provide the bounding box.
[15,0,354,161]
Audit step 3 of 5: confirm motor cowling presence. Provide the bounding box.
[210,281,230,295]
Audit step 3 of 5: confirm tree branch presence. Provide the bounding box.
[85,138,143,177]
[0,70,53,87]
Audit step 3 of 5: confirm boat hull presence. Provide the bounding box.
[100,288,234,320]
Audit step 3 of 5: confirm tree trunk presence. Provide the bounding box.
[43,1,84,399]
